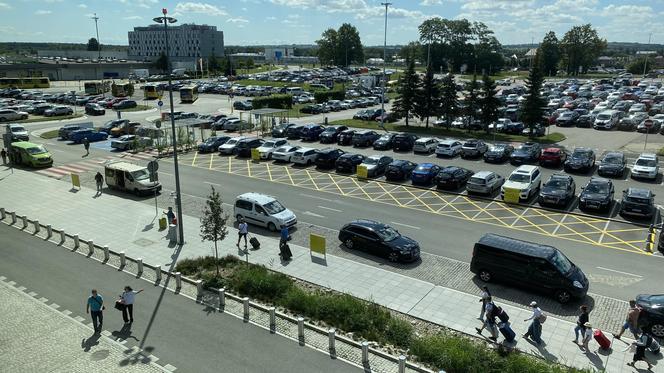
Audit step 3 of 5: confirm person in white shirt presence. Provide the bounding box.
[581,322,593,352]
[523,301,543,345]
[120,286,144,323]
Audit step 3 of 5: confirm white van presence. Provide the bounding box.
[285,87,304,96]
[593,110,621,130]
[234,193,297,231]
[104,161,161,195]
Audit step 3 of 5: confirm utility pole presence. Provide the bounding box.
[380,2,391,131]
[92,13,102,95]
[643,33,652,77]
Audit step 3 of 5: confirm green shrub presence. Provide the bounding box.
[175,258,204,275]
[201,273,226,290]
[252,94,293,109]
[384,318,414,348]
[219,254,240,268]
[229,265,293,302]
[411,334,490,373]
[281,287,318,314]
[314,90,345,103]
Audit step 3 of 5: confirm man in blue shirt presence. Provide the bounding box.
[86,289,104,334]
[280,225,290,246]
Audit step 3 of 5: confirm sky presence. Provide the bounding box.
[0,0,662,46]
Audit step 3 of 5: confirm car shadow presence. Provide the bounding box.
[335,243,423,270]
[630,173,664,185]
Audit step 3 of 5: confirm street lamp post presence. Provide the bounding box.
[154,9,184,245]
[92,13,102,96]
[380,2,391,131]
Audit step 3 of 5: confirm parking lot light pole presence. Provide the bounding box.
[380,2,391,131]
[154,9,184,245]
[92,13,102,97]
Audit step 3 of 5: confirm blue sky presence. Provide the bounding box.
[0,0,662,46]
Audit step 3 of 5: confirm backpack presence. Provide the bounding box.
[539,312,547,324]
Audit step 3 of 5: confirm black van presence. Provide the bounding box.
[470,234,589,303]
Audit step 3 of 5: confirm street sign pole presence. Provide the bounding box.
[644,119,653,150]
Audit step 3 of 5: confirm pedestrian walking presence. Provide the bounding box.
[573,305,590,344]
[523,301,544,345]
[1,148,7,165]
[475,297,498,341]
[94,171,104,194]
[581,322,593,351]
[119,286,144,323]
[614,300,641,340]
[280,225,290,246]
[627,332,654,370]
[237,218,248,248]
[478,286,491,320]
[86,289,104,334]
[83,137,90,156]
[164,207,175,225]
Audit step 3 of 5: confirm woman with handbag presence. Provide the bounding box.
[119,286,144,323]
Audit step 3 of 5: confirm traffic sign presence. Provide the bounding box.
[644,119,654,128]
[157,100,164,107]
[148,160,159,173]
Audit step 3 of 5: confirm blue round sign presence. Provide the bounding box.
[157,100,164,107]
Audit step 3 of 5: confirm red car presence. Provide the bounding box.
[106,98,126,108]
[539,147,567,167]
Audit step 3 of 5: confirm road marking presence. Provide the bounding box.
[595,267,643,278]
[302,193,336,203]
[598,204,618,244]
[303,211,325,218]
[203,181,221,186]
[390,221,421,230]
[551,214,567,235]
[317,205,342,213]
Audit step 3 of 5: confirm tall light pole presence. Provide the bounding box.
[154,9,184,245]
[92,13,102,94]
[380,2,391,130]
[643,33,652,77]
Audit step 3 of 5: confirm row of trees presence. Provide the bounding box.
[537,24,607,76]
[316,23,364,67]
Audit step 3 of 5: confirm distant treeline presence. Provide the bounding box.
[0,42,128,55]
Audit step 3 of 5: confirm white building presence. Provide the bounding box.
[127,24,224,65]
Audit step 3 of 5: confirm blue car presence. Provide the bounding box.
[411,163,441,185]
[69,129,108,144]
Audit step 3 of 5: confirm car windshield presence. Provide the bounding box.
[469,177,485,185]
[646,295,664,304]
[625,196,650,204]
[364,158,379,165]
[323,127,336,133]
[226,139,239,145]
[597,114,610,120]
[439,144,450,148]
[11,126,26,133]
[131,169,150,181]
[263,141,275,147]
[545,179,567,188]
[586,182,609,194]
[603,155,622,164]
[636,159,657,167]
[205,137,218,144]
[489,145,504,151]
[263,200,286,215]
[572,151,590,159]
[378,135,391,140]
[463,142,477,147]
[26,146,47,154]
[509,173,530,182]
[376,226,400,242]
[549,250,573,274]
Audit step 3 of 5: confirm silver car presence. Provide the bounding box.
[466,171,505,195]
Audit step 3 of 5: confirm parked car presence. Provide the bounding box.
[413,137,439,154]
[218,136,246,155]
[300,124,326,141]
[335,153,365,173]
[292,147,319,166]
[385,160,417,181]
[467,171,505,195]
[411,163,441,185]
[110,122,141,137]
[539,147,567,167]
[198,136,231,153]
[44,105,73,117]
[352,130,380,147]
[360,155,393,178]
[538,174,576,208]
[223,119,252,131]
[461,139,488,158]
[483,144,513,163]
[597,151,626,177]
[631,153,659,180]
[510,142,542,164]
[564,148,596,173]
[113,100,138,110]
[319,126,348,143]
[234,137,264,157]
[619,188,656,219]
[256,139,289,159]
[110,135,152,151]
[32,103,54,115]
[435,139,462,157]
[392,133,418,151]
[0,109,28,121]
[6,123,29,141]
[271,145,301,163]
[555,111,579,126]
[372,133,396,150]
[435,166,473,190]
[636,294,664,337]
[99,119,128,134]
[315,148,345,169]
[233,100,253,110]
[69,129,108,144]
[271,123,294,138]
[337,129,356,146]
[501,165,542,201]
[578,177,614,212]
[286,124,305,140]
[338,220,420,263]
[85,103,106,116]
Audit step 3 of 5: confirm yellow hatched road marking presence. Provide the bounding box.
[327,173,347,196]
[266,163,273,181]
[228,156,232,173]
[305,170,320,190]
[209,154,214,169]
[350,177,373,201]
[284,164,295,185]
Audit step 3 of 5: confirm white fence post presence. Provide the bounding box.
[88,240,94,255]
[362,342,369,365]
[33,220,40,233]
[298,317,305,345]
[398,355,406,373]
[137,258,144,276]
[328,328,336,353]
[218,288,225,310]
[196,280,203,298]
[243,297,250,321]
[175,272,182,289]
[269,307,276,333]
[10,211,16,224]
[59,229,66,243]
[73,234,79,249]
[155,265,162,282]
[46,224,52,238]
[119,251,126,267]
[21,215,27,229]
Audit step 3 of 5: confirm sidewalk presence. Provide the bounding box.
[0,167,660,373]
[0,275,167,372]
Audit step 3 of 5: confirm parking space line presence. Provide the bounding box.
[283,164,295,185]
[191,151,198,166]
[228,156,232,173]
[266,163,273,181]
[305,170,319,190]
[598,204,619,244]
[245,160,251,177]
[209,154,214,170]
[327,174,347,196]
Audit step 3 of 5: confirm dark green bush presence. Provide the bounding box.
[314,90,345,103]
[229,265,293,302]
[201,273,226,290]
[175,256,230,275]
[252,94,293,109]
[384,318,414,348]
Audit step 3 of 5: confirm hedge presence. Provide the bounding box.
[251,94,293,109]
[314,90,345,103]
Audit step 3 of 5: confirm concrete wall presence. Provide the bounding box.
[0,62,151,81]
[37,50,129,60]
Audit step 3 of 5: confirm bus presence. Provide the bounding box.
[84,81,110,95]
[143,84,162,100]
[0,77,50,89]
[179,86,199,103]
[111,83,134,97]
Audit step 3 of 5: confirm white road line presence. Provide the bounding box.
[303,211,325,218]
[595,267,643,278]
[203,181,221,186]
[551,214,568,236]
[390,221,421,230]
[317,205,343,213]
[598,203,618,244]
[301,193,336,203]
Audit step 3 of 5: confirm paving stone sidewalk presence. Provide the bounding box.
[1,168,661,373]
[0,276,166,373]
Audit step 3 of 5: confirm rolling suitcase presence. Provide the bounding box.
[498,322,515,343]
[279,243,292,261]
[593,329,611,350]
[249,236,260,250]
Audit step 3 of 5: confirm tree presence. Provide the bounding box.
[561,24,607,75]
[479,74,501,132]
[437,71,458,129]
[87,38,100,52]
[392,58,420,127]
[398,41,424,63]
[316,23,363,67]
[200,186,228,276]
[539,31,560,76]
[153,52,169,73]
[520,53,547,137]
[413,66,442,128]
[208,54,221,73]
[464,75,480,129]
[628,57,651,75]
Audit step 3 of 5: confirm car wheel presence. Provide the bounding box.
[651,323,664,338]
[0,118,6,122]
[388,251,400,262]
[267,222,277,232]
[344,238,354,249]
[555,289,572,304]
[133,188,140,196]
[478,269,492,282]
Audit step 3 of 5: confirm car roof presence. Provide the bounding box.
[473,170,494,178]
[478,233,555,259]
[588,177,611,184]
[416,137,435,141]
[638,153,657,160]
[346,219,385,230]
[573,147,593,152]
[295,147,315,152]
[390,159,411,165]
[237,192,277,205]
[417,163,436,168]
[439,139,459,145]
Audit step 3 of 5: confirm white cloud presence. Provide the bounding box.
[123,15,143,20]
[35,10,52,15]
[265,16,277,20]
[44,0,63,3]
[420,0,441,5]
[78,3,87,8]
[0,2,11,9]
[227,17,249,23]
[173,2,227,16]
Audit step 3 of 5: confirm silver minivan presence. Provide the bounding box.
[234,192,297,231]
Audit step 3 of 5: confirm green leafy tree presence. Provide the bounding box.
[561,24,607,75]
[392,58,420,127]
[316,28,338,66]
[437,71,458,129]
[87,38,100,52]
[316,24,364,67]
[208,54,221,73]
[628,57,651,75]
[479,74,501,132]
[398,41,424,63]
[200,186,229,276]
[413,66,442,128]
[153,52,169,73]
[464,75,480,128]
[539,31,560,76]
[520,53,547,137]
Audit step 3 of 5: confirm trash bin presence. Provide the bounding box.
[167,224,177,242]
[159,217,167,231]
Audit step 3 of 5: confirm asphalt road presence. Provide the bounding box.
[0,224,362,373]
